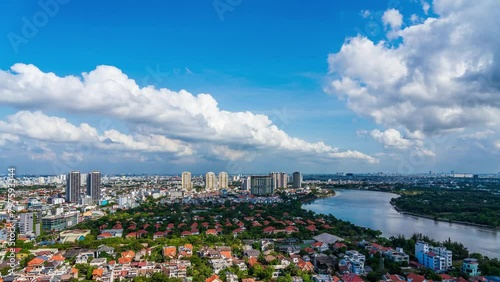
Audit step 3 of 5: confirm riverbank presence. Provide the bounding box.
[335,187,500,230]
[389,189,500,230]
[298,190,336,204]
[391,204,499,230]
[303,189,500,258]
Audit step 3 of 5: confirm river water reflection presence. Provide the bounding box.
[303,189,500,258]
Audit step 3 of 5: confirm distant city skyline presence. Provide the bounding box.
[0,1,499,174]
[3,169,500,177]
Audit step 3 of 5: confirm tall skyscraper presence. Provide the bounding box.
[66,171,81,203]
[86,171,101,203]
[270,172,279,189]
[270,172,288,188]
[218,172,228,189]
[181,171,192,190]
[241,176,251,191]
[293,171,302,188]
[205,172,216,190]
[279,173,289,188]
[250,176,275,195]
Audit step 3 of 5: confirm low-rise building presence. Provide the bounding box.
[343,250,365,275]
[384,248,410,264]
[415,241,452,272]
[42,212,79,232]
[462,258,480,276]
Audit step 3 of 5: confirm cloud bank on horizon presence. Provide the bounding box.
[327,0,500,170]
[0,63,377,174]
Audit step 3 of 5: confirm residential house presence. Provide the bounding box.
[312,242,329,252]
[297,259,315,272]
[27,257,46,274]
[178,244,193,258]
[92,268,104,281]
[382,273,406,282]
[243,249,260,258]
[206,229,217,235]
[278,245,301,255]
[385,248,410,264]
[90,258,108,267]
[75,251,94,264]
[210,258,229,274]
[206,274,223,282]
[333,242,347,250]
[153,231,168,240]
[440,274,455,282]
[407,273,429,282]
[163,246,177,259]
[100,228,123,237]
[341,273,364,282]
[226,272,239,282]
[162,260,191,278]
[314,254,337,274]
[312,274,335,282]
[199,247,222,259]
[121,250,135,259]
[97,233,113,240]
[96,245,115,258]
[233,258,248,271]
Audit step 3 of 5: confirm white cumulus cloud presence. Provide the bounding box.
[327,0,500,137]
[382,9,403,29]
[0,64,377,164]
[327,0,500,169]
[370,129,413,149]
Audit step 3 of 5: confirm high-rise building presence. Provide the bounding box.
[181,171,192,190]
[66,171,81,203]
[218,172,228,189]
[241,176,251,191]
[205,172,216,190]
[86,171,101,203]
[19,212,40,236]
[270,172,288,188]
[250,176,275,196]
[293,171,302,188]
[270,172,279,189]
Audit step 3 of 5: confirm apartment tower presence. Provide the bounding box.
[66,171,81,203]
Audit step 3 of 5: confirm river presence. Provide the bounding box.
[303,189,500,259]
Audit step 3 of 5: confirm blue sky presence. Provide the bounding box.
[0,0,499,175]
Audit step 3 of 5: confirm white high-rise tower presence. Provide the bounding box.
[218,172,228,189]
[181,171,192,190]
[205,172,216,190]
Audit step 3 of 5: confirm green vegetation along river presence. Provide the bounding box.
[304,189,500,259]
